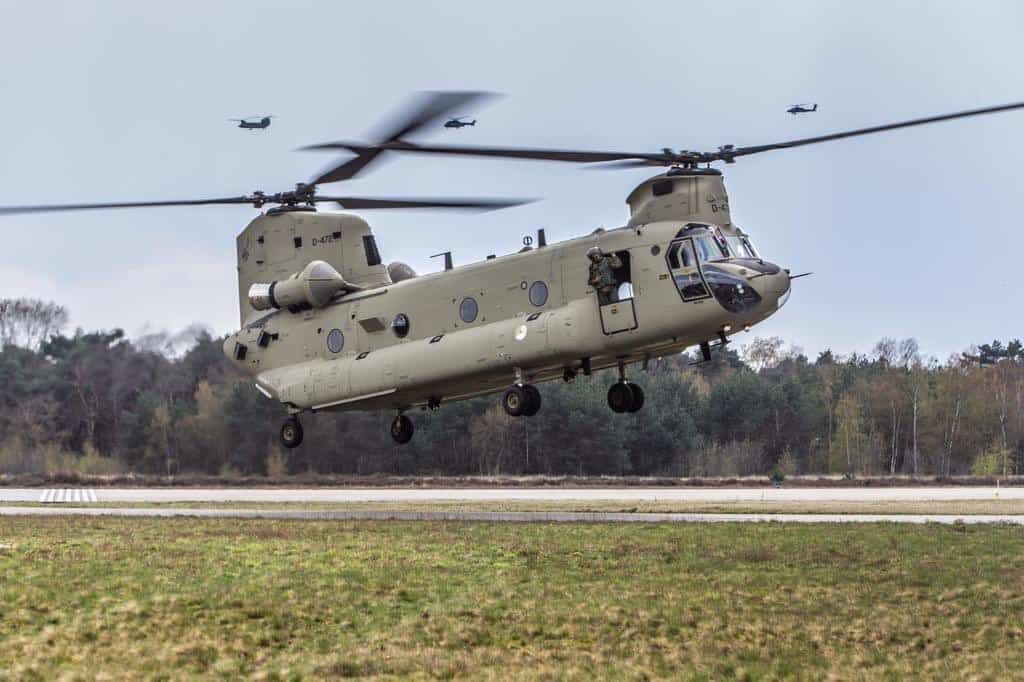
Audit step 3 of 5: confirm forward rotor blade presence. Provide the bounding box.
[0,196,254,216]
[716,101,1024,161]
[375,91,497,141]
[317,196,533,211]
[306,140,667,164]
[309,91,498,185]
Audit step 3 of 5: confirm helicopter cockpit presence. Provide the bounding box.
[665,223,770,313]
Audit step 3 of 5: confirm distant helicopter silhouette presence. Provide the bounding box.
[229,116,275,130]
[444,116,476,129]
[786,104,818,115]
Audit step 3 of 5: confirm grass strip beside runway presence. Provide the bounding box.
[1,518,1022,679]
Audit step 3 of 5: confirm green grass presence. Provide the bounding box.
[1,519,1022,679]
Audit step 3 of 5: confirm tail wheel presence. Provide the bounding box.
[523,385,542,417]
[390,414,414,445]
[502,385,529,417]
[280,418,304,449]
[607,382,636,414]
[626,382,645,412]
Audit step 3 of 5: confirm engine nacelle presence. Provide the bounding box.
[248,260,360,312]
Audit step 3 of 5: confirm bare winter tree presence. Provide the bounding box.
[0,298,68,351]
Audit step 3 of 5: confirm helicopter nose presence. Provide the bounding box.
[743,262,790,311]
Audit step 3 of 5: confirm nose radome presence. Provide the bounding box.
[744,263,790,309]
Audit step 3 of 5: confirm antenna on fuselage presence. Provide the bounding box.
[431,251,454,271]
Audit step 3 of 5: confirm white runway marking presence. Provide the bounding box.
[2,486,1022,504]
[0,506,1022,524]
[34,489,98,504]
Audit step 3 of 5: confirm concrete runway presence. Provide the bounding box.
[0,486,1020,504]
[0,486,1021,524]
[1,505,1022,524]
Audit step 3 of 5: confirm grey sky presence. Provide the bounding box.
[1,0,1021,360]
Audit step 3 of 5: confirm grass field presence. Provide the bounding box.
[1,519,1022,679]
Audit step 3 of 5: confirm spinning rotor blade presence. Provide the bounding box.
[713,100,1024,162]
[317,196,533,211]
[309,91,498,185]
[315,100,1024,169]
[0,196,255,215]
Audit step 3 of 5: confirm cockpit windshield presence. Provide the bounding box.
[724,234,758,259]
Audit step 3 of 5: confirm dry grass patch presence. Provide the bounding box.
[0,519,1022,679]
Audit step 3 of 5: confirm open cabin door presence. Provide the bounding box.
[597,249,638,335]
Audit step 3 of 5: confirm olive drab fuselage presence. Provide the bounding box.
[223,169,792,414]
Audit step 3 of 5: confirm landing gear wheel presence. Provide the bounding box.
[626,382,645,412]
[523,384,542,417]
[502,385,529,417]
[280,417,303,449]
[607,382,636,414]
[390,414,414,445]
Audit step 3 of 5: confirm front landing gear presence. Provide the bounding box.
[502,384,542,417]
[390,414,414,445]
[280,417,304,449]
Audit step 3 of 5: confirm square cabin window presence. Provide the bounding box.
[362,235,382,266]
[652,180,674,197]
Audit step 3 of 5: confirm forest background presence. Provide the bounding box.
[1,297,1020,479]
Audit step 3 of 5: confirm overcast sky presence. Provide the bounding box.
[0,0,1021,360]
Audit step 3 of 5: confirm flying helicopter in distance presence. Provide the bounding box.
[444,116,477,129]
[230,115,275,130]
[786,103,818,115]
[2,92,1023,451]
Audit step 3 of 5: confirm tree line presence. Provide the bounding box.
[0,297,1021,477]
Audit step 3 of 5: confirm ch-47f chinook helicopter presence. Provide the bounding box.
[3,93,1023,449]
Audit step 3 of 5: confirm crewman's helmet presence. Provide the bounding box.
[587,246,603,261]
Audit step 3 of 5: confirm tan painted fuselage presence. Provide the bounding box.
[223,171,791,414]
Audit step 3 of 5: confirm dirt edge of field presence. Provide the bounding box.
[3,473,1023,488]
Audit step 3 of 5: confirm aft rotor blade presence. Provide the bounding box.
[716,101,1024,161]
[309,91,498,185]
[0,196,255,215]
[582,159,664,170]
[318,196,533,211]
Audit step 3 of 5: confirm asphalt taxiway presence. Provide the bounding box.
[0,486,1020,504]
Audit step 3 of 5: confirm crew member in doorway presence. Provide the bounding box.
[587,246,622,305]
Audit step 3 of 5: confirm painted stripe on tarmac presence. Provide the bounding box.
[32,489,98,504]
[0,506,1022,524]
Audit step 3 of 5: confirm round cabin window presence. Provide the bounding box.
[326,329,344,353]
[459,297,478,323]
[392,313,410,338]
[528,281,548,307]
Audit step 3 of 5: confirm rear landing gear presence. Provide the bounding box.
[280,416,304,449]
[608,382,645,413]
[390,414,414,445]
[502,384,541,417]
[607,360,645,414]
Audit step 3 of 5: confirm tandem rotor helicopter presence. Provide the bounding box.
[2,92,1022,449]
